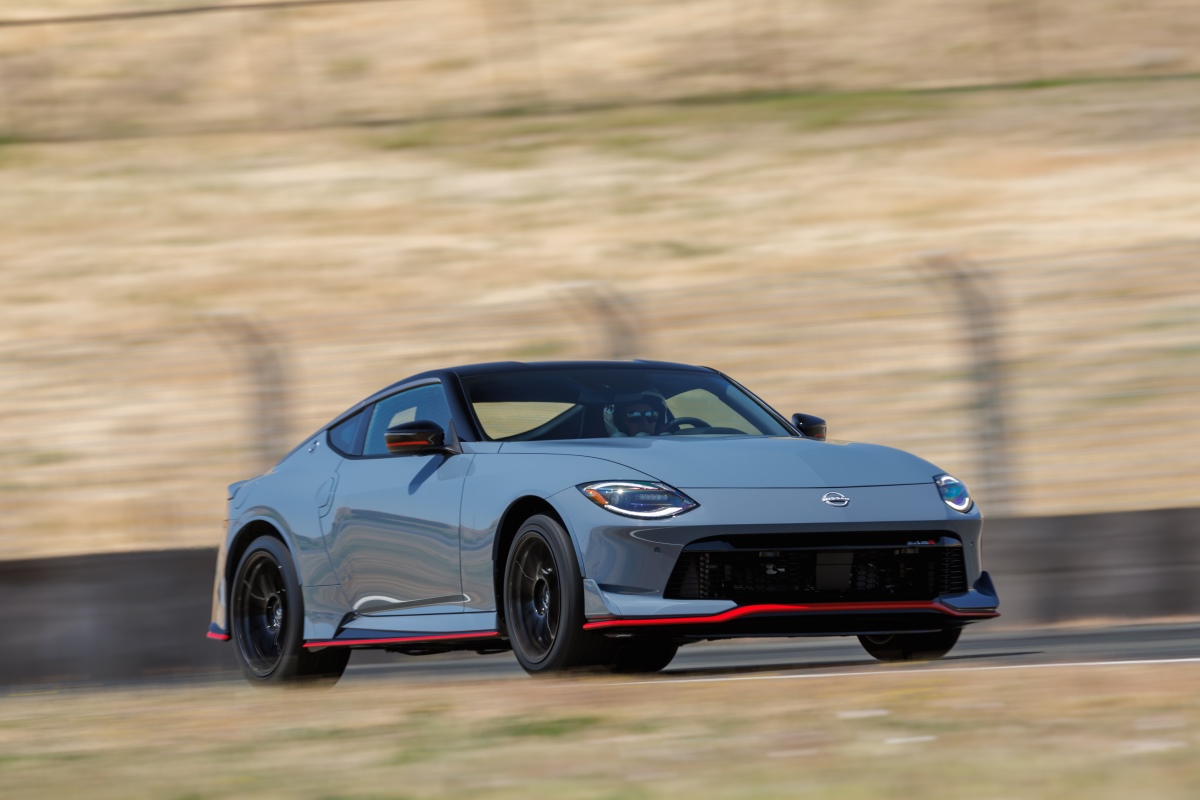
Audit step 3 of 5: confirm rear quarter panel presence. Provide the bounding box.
[212,434,345,633]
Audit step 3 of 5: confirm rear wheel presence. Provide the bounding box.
[231,535,349,685]
[504,515,612,674]
[858,628,961,662]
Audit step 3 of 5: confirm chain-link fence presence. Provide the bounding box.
[2,0,1199,141]
[2,242,1197,560]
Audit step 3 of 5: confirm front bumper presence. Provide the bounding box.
[582,574,999,639]
[559,483,996,636]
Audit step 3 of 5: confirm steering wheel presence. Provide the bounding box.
[664,417,711,433]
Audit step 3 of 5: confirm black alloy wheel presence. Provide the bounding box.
[235,549,289,677]
[508,532,560,662]
[857,628,962,662]
[503,515,614,674]
[231,535,349,684]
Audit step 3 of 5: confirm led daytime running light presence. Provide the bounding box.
[578,481,698,519]
[935,474,973,513]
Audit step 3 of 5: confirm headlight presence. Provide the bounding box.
[578,481,698,519]
[934,474,973,513]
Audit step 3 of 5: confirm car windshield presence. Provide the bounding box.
[461,367,793,441]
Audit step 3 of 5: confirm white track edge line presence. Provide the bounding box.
[609,657,1200,687]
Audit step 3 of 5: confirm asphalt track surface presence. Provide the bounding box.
[7,623,1194,696]
[338,622,1200,686]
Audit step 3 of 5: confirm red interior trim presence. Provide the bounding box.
[303,630,499,649]
[206,631,231,641]
[583,601,999,630]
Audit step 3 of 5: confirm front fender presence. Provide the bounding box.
[459,452,658,612]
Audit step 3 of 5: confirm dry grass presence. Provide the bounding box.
[4,0,1200,143]
[2,5,1200,559]
[3,80,1200,559]
[2,663,1200,798]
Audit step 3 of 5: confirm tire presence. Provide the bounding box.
[613,640,679,674]
[231,535,349,685]
[858,628,962,662]
[503,515,613,674]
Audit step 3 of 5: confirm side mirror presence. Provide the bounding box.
[385,420,460,456]
[791,413,827,441]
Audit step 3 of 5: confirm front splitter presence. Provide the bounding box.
[584,600,999,638]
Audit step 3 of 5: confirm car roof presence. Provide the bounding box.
[391,359,715,388]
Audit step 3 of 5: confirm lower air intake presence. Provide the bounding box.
[664,534,968,604]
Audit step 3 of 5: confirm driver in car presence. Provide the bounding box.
[607,392,667,437]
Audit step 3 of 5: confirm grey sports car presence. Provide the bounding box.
[209,360,998,683]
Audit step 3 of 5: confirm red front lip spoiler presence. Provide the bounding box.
[582,600,999,630]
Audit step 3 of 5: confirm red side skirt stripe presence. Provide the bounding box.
[206,631,231,641]
[582,601,999,631]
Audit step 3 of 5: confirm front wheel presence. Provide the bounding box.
[503,515,613,674]
[858,628,962,662]
[231,535,349,685]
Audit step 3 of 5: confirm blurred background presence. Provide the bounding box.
[1,0,1199,677]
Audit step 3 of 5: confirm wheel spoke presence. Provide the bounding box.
[243,563,267,602]
[255,569,274,602]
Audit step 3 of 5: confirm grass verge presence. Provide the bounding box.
[2,663,1199,799]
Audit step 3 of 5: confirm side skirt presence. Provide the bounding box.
[304,610,506,652]
[303,630,504,651]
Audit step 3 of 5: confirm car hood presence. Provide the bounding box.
[496,436,941,489]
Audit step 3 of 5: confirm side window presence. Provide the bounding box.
[327,408,367,456]
[363,384,453,456]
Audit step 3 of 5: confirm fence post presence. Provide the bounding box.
[522,0,549,107]
[0,39,10,137]
[205,313,292,473]
[1027,0,1044,82]
[982,0,1001,85]
[38,23,64,140]
[475,0,504,113]
[281,7,310,129]
[771,0,795,91]
[238,10,267,130]
[915,252,1014,515]
[564,283,642,359]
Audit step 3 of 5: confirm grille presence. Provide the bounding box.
[664,535,968,604]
